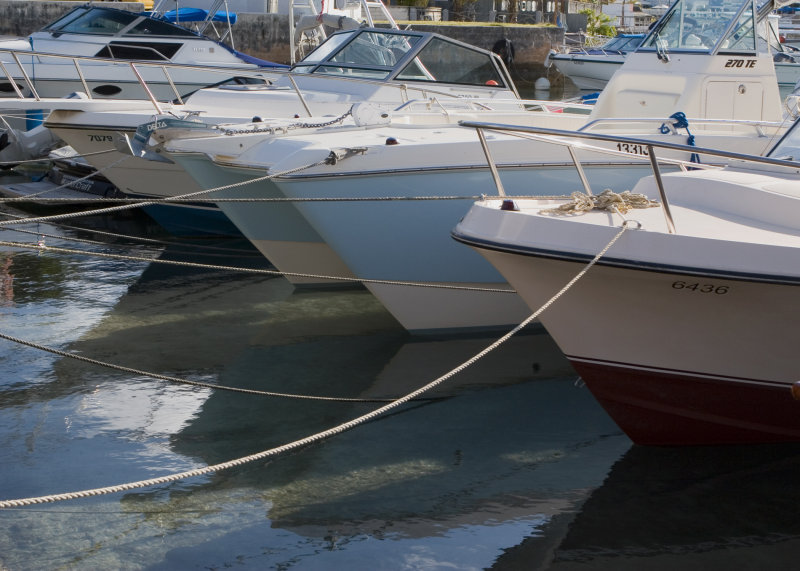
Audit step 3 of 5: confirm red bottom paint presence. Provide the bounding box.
[571,359,800,446]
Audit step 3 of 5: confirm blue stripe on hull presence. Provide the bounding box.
[141,204,243,238]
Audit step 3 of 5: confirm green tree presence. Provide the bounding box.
[579,8,616,37]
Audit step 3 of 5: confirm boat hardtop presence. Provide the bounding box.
[5,4,267,65]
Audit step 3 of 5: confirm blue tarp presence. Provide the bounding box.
[161,8,238,25]
[233,50,290,68]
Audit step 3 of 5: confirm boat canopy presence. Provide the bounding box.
[290,27,512,90]
[161,8,238,25]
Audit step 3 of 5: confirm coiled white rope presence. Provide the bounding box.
[0,221,631,509]
[540,189,660,216]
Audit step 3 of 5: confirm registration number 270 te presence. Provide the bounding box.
[672,280,729,294]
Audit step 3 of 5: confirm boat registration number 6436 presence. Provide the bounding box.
[672,280,729,294]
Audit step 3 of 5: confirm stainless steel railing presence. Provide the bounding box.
[460,120,800,235]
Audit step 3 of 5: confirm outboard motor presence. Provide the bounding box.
[0,124,61,167]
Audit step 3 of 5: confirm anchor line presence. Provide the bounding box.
[0,239,518,294]
[0,330,423,404]
[0,155,333,226]
[0,210,268,254]
[0,147,118,167]
[0,223,269,260]
[0,222,629,509]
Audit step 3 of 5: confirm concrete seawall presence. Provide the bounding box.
[0,1,567,91]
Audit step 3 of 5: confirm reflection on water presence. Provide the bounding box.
[0,212,633,570]
[0,207,797,570]
[543,443,800,570]
[0,254,13,306]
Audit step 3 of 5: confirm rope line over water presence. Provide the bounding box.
[0,331,413,403]
[0,239,518,294]
[0,155,325,226]
[0,222,630,509]
[0,147,118,167]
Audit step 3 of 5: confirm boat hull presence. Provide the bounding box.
[170,153,356,285]
[552,54,799,91]
[138,202,242,238]
[467,248,800,445]
[276,162,671,332]
[571,358,800,445]
[549,55,624,91]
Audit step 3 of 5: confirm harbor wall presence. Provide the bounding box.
[0,1,565,87]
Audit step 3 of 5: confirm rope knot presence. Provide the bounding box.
[539,189,660,216]
[659,111,701,164]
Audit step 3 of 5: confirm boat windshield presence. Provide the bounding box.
[766,118,800,161]
[396,37,507,87]
[602,35,644,52]
[292,30,422,79]
[292,29,506,87]
[43,7,195,38]
[46,7,140,36]
[640,0,757,54]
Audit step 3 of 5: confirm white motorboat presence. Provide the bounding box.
[3,23,520,236]
[0,2,285,103]
[550,11,800,91]
[13,0,791,326]
[178,0,788,331]
[546,33,644,91]
[452,119,800,445]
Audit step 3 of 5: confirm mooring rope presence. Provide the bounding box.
[0,221,632,508]
[0,147,118,167]
[0,223,168,249]
[0,239,518,294]
[0,193,573,205]
[0,210,270,254]
[0,155,327,226]
[0,331,411,404]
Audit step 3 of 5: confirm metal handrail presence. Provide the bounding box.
[128,62,164,114]
[287,74,313,117]
[0,47,271,75]
[72,59,91,100]
[10,52,39,100]
[460,120,800,235]
[579,116,786,137]
[0,61,24,98]
[460,121,800,170]
[0,47,526,106]
[0,46,593,123]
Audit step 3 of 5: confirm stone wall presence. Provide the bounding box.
[0,0,564,89]
[0,2,144,37]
